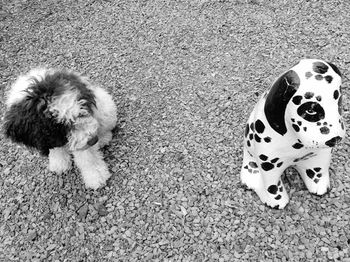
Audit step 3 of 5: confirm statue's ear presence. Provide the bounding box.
[264,70,300,135]
[327,61,342,77]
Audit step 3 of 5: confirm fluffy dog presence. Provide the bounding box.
[240,59,345,209]
[3,68,117,189]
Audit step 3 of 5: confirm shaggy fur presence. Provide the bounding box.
[3,68,117,189]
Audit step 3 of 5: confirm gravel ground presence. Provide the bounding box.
[1,0,350,261]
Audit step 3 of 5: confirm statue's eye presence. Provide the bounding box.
[306,109,316,115]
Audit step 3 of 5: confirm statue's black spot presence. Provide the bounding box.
[315,75,323,81]
[254,134,261,143]
[305,72,313,79]
[255,119,265,134]
[267,185,278,194]
[328,62,341,77]
[304,92,314,99]
[245,124,249,137]
[250,122,255,132]
[264,137,271,143]
[292,143,303,149]
[292,124,300,132]
[338,96,343,115]
[333,90,339,100]
[292,95,303,105]
[325,75,333,83]
[261,162,274,171]
[306,169,315,178]
[271,157,279,163]
[259,154,268,161]
[313,62,328,74]
[275,195,282,200]
[248,161,258,168]
[320,126,330,134]
[325,136,342,147]
[297,102,325,122]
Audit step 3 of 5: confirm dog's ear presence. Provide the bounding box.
[327,61,342,77]
[264,70,300,135]
[3,99,68,156]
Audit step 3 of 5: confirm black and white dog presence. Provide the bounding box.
[3,68,117,189]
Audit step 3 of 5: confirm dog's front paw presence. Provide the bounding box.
[49,159,72,174]
[98,131,113,148]
[252,180,290,210]
[82,169,112,190]
[48,148,72,174]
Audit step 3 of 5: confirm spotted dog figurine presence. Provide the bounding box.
[241,59,345,209]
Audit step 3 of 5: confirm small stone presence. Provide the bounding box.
[27,230,37,241]
[98,204,108,217]
[77,203,89,220]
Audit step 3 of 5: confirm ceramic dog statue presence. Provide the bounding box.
[240,59,345,209]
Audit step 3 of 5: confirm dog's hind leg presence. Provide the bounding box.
[72,145,112,189]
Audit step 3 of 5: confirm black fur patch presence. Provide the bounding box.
[4,100,68,156]
[264,70,300,135]
[39,71,96,114]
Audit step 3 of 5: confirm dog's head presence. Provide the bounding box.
[3,68,100,155]
[264,59,345,149]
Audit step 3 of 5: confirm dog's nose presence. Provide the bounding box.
[325,136,342,147]
[87,136,99,147]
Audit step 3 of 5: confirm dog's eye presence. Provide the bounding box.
[78,112,88,118]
